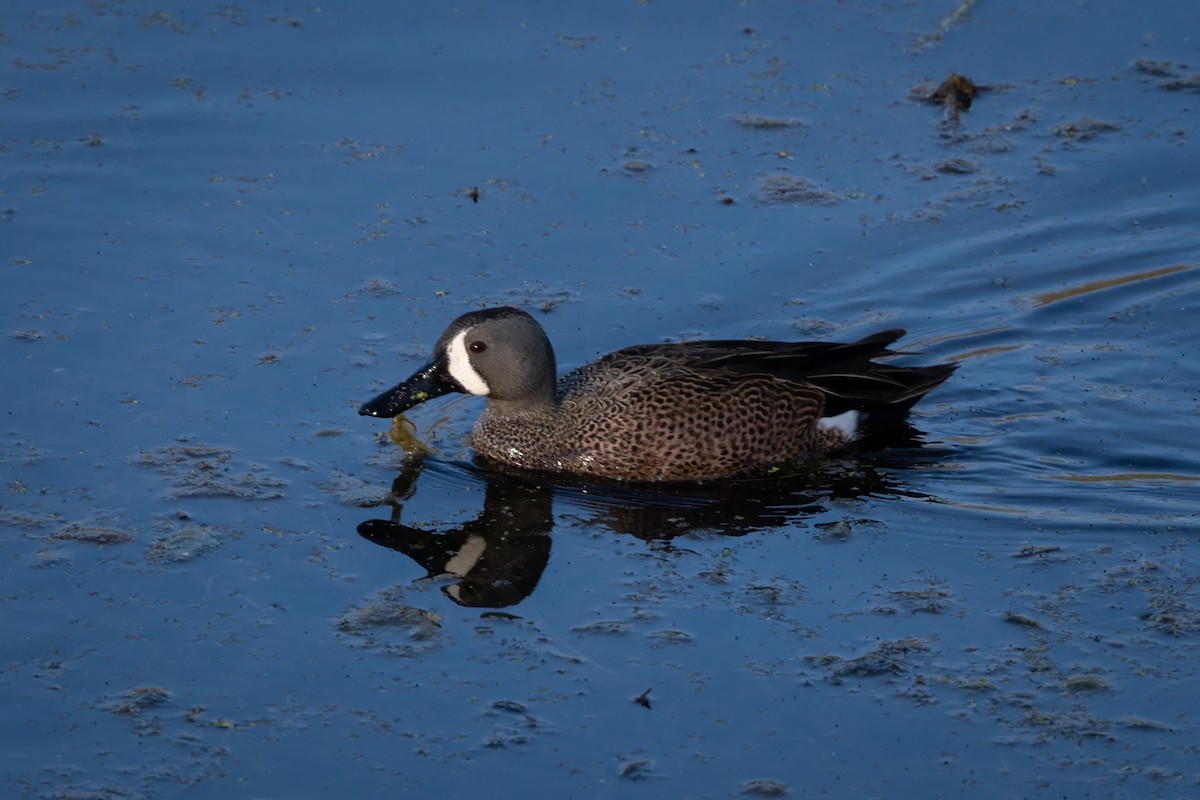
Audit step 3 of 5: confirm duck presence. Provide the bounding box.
[359,306,956,482]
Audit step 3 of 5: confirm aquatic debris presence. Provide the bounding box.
[572,619,630,636]
[480,724,537,753]
[1062,674,1109,693]
[933,158,977,174]
[166,473,286,501]
[744,584,788,606]
[105,686,172,715]
[1121,716,1177,732]
[1013,545,1062,558]
[618,759,655,781]
[145,524,225,564]
[556,33,596,50]
[1159,75,1200,93]
[1132,59,1200,93]
[1052,117,1121,142]
[806,637,930,681]
[634,688,652,709]
[838,637,928,677]
[888,586,954,614]
[1022,706,1113,742]
[647,629,694,648]
[1003,610,1044,628]
[1132,59,1177,77]
[315,468,392,507]
[138,443,229,468]
[100,686,175,737]
[340,602,442,634]
[741,779,790,797]
[913,0,981,49]
[730,113,806,129]
[922,72,979,122]
[931,73,977,106]
[812,518,880,542]
[482,728,535,749]
[755,175,841,205]
[620,160,655,175]
[51,524,134,546]
[137,442,288,501]
[480,698,550,752]
[0,509,54,531]
[490,699,526,714]
[338,586,443,657]
[355,277,404,297]
[1141,597,1200,637]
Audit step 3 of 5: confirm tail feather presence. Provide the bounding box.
[815,362,956,425]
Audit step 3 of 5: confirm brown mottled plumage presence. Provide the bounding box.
[360,307,956,482]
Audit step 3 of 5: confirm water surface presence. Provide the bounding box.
[3,1,1199,797]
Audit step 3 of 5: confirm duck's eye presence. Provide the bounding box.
[469,340,487,354]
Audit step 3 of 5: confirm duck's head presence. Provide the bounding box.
[359,306,558,418]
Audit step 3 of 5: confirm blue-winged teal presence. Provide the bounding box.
[360,306,956,482]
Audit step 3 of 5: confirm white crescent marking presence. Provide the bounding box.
[446,329,490,396]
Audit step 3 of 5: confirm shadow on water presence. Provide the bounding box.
[356,427,951,608]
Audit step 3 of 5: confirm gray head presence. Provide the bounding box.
[359,307,558,418]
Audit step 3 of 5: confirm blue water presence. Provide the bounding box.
[4,1,1199,797]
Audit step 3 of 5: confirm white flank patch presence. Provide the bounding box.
[817,410,861,440]
[446,329,490,395]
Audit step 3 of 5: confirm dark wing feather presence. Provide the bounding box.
[601,329,956,419]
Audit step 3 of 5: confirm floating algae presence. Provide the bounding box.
[388,414,428,457]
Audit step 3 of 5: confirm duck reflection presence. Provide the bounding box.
[357,456,553,608]
[357,434,938,609]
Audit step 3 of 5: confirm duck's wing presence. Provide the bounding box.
[603,330,956,417]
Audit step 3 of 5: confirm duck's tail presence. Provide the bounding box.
[808,329,958,432]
